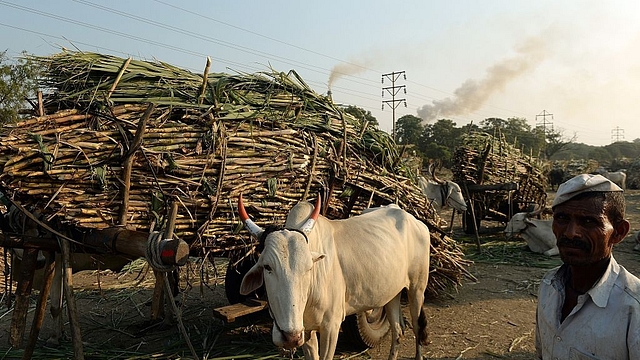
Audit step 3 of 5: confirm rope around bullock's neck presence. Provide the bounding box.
[145,231,199,360]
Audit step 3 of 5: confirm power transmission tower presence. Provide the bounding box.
[536,110,554,134]
[611,126,625,143]
[382,71,407,142]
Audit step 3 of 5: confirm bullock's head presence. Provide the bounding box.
[444,181,467,212]
[238,195,325,349]
[504,212,530,239]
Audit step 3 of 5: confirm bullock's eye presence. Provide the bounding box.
[264,264,272,272]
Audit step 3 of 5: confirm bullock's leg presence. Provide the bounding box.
[407,283,428,360]
[384,293,403,360]
[302,330,320,360]
[317,323,341,360]
[47,258,64,346]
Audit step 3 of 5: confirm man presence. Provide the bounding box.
[536,173,640,360]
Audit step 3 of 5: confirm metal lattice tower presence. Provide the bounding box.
[536,110,554,134]
[382,71,407,142]
[611,126,625,143]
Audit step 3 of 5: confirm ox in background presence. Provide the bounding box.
[547,168,568,191]
[595,167,627,190]
[417,163,467,215]
[504,211,559,256]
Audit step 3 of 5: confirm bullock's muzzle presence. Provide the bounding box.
[269,306,304,349]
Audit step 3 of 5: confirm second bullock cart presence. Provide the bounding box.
[451,132,549,238]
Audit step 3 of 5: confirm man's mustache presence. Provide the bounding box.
[557,237,591,251]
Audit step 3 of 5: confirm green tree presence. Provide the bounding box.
[480,117,509,135]
[543,127,575,159]
[421,142,450,164]
[603,141,640,160]
[395,114,423,145]
[589,147,612,162]
[420,119,464,167]
[342,105,379,127]
[0,51,41,124]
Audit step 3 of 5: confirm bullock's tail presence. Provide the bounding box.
[417,306,428,345]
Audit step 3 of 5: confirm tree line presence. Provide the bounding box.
[393,114,573,168]
[390,114,640,168]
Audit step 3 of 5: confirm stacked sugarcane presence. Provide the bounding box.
[0,51,472,296]
[451,132,549,217]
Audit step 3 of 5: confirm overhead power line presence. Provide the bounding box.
[0,0,548,129]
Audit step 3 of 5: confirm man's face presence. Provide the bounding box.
[552,196,619,266]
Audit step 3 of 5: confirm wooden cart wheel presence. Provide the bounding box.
[224,258,261,304]
[342,308,390,349]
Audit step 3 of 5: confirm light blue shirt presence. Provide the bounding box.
[535,256,640,360]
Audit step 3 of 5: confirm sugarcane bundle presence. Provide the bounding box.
[451,132,548,214]
[0,51,472,295]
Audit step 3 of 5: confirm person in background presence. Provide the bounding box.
[535,173,640,359]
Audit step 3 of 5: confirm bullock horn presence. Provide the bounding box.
[238,194,264,236]
[526,205,545,218]
[429,162,445,185]
[300,194,321,233]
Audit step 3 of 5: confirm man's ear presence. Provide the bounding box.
[611,219,630,246]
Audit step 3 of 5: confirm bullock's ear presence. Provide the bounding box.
[239,264,264,295]
[311,252,326,263]
[523,218,537,227]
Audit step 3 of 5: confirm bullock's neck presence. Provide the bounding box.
[439,182,449,208]
[305,218,338,298]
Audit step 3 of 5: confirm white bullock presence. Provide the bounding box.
[238,195,431,360]
[417,176,467,213]
[596,168,627,190]
[504,212,559,256]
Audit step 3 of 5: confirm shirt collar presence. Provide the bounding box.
[550,256,620,308]
[588,256,620,308]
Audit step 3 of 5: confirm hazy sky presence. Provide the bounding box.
[1,0,639,146]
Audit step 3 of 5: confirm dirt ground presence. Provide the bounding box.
[1,190,640,359]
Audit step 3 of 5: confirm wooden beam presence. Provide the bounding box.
[118,103,155,226]
[60,237,84,360]
[466,182,519,192]
[22,251,56,359]
[9,248,39,348]
[0,228,189,266]
[212,299,268,323]
[151,202,180,321]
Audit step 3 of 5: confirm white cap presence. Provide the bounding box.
[552,174,622,208]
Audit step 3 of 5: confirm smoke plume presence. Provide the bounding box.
[417,36,547,122]
[328,57,372,91]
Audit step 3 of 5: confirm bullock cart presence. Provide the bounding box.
[0,52,472,353]
[451,132,548,239]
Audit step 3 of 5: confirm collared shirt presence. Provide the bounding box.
[535,256,640,360]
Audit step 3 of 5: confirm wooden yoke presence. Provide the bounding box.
[90,227,189,266]
[0,228,189,266]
